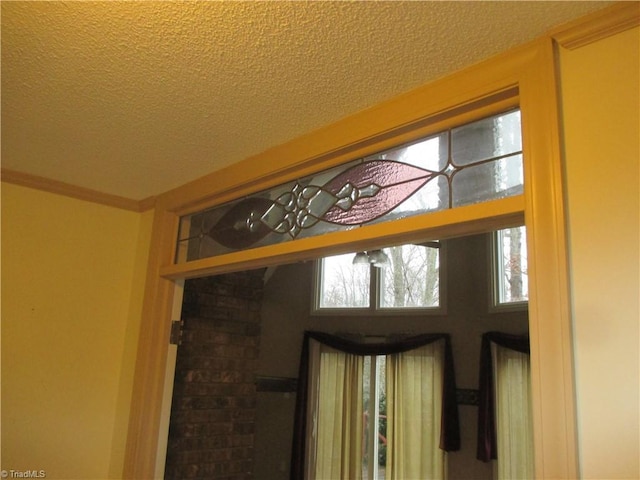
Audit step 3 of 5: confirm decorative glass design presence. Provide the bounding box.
[176,110,522,263]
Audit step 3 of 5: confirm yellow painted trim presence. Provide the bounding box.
[124,206,179,479]
[519,39,578,479]
[164,196,525,280]
[549,2,640,49]
[137,195,157,212]
[0,168,155,212]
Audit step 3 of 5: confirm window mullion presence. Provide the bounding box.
[370,265,380,311]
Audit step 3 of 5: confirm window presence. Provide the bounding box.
[292,332,460,480]
[175,110,522,263]
[491,226,528,310]
[363,355,386,480]
[313,242,443,313]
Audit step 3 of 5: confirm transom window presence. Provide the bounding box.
[313,242,442,314]
[176,109,522,263]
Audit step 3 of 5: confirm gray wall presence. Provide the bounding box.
[255,232,528,479]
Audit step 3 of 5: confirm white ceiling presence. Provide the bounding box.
[1,1,612,201]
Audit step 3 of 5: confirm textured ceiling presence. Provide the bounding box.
[1,1,612,200]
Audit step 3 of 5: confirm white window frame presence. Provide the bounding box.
[489,226,528,312]
[311,242,446,316]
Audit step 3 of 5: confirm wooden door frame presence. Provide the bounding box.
[122,7,639,477]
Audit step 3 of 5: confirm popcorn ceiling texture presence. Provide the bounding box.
[1,1,610,200]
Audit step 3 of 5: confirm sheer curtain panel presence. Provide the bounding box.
[492,342,534,479]
[306,341,364,479]
[386,341,446,479]
[477,331,533,479]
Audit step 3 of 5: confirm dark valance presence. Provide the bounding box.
[476,331,530,462]
[290,330,461,480]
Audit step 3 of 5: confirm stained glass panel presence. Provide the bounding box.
[175,109,522,263]
[451,155,523,207]
[451,110,522,166]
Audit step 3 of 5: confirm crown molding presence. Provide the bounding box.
[1,168,155,212]
[137,195,158,212]
[549,2,639,50]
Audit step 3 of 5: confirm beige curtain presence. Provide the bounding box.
[492,343,534,479]
[386,340,446,480]
[306,339,364,480]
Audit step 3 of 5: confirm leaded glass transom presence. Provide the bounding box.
[176,109,522,263]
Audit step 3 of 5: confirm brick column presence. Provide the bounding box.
[165,270,264,480]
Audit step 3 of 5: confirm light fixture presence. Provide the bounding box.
[352,250,390,268]
[352,251,370,265]
[368,249,390,268]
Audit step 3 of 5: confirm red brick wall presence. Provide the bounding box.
[165,270,264,480]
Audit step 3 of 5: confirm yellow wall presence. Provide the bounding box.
[1,183,152,479]
[560,27,640,479]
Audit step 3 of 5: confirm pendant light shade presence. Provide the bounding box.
[352,250,389,267]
